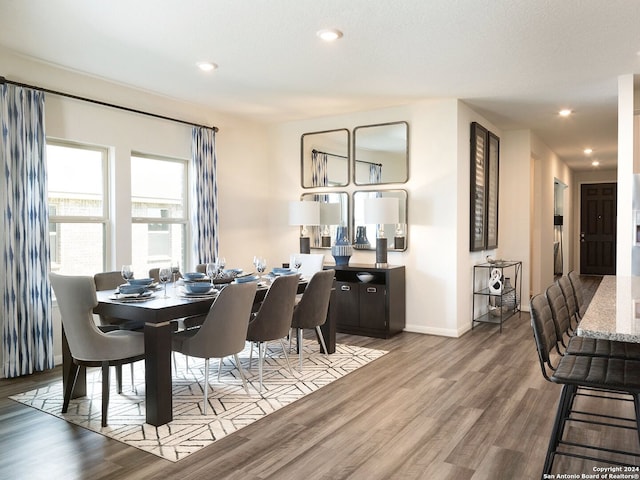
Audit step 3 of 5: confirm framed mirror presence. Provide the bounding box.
[301,128,349,188]
[352,189,408,251]
[353,121,408,185]
[300,192,349,249]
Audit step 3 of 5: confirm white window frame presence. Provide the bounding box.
[130,152,190,271]
[46,138,110,273]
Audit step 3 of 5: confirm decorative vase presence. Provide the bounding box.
[331,226,353,266]
[496,277,518,311]
[353,226,370,249]
[488,268,503,294]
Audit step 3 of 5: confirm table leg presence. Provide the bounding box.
[145,321,173,426]
[62,325,86,398]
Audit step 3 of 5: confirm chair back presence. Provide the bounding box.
[568,271,587,317]
[558,275,579,323]
[291,269,334,329]
[529,293,561,381]
[51,272,139,362]
[296,254,325,278]
[94,271,123,290]
[247,274,300,342]
[181,282,257,359]
[545,283,571,344]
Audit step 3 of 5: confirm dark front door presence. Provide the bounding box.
[580,182,617,275]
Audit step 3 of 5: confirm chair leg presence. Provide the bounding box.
[234,353,250,395]
[116,365,122,394]
[203,358,210,415]
[297,328,304,371]
[101,361,110,427]
[279,338,294,375]
[130,362,135,391]
[62,362,80,413]
[217,358,223,381]
[543,384,575,474]
[258,342,265,392]
[315,326,328,356]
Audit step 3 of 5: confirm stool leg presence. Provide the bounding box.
[543,384,575,474]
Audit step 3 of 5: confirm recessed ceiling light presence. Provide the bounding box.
[592,160,600,167]
[197,62,217,72]
[584,148,593,155]
[317,29,343,42]
[558,109,572,117]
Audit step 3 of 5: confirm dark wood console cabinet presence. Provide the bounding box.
[327,264,405,338]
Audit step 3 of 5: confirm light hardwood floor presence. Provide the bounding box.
[1,275,638,479]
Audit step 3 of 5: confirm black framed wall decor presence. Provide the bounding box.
[469,122,500,251]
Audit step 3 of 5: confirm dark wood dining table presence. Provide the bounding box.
[63,279,335,427]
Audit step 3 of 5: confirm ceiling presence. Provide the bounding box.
[1,0,639,171]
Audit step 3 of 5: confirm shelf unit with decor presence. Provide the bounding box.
[472,260,522,333]
[327,263,405,338]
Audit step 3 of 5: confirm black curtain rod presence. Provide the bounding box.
[312,148,382,167]
[0,76,219,133]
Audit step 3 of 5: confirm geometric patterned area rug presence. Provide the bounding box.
[10,341,387,462]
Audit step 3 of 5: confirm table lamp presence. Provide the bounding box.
[288,201,320,254]
[319,202,341,247]
[363,197,399,265]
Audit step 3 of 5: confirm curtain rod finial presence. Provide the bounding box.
[0,76,6,84]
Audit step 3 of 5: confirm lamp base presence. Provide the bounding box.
[375,237,388,265]
[300,237,311,254]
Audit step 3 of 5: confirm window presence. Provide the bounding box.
[47,141,108,275]
[131,153,187,277]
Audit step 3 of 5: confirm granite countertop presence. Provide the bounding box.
[577,275,640,343]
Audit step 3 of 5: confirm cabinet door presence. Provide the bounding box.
[359,284,387,330]
[334,281,360,327]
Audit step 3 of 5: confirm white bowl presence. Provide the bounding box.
[356,273,375,283]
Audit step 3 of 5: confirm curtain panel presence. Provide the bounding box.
[190,127,219,265]
[1,84,54,377]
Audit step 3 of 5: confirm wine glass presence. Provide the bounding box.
[158,267,171,298]
[121,265,133,282]
[216,256,226,276]
[292,254,302,272]
[171,261,180,284]
[206,262,216,279]
[256,257,267,275]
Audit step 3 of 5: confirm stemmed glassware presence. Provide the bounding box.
[206,262,216,280]
[171,261,180,284]
[290,254,302,272]
[158,267,171,298]
[215,256,226,277]
[121,265,133,282]
[256,257,267,275]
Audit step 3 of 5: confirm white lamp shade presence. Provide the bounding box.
[320,202,341,225]
[288,201,320,225]
[363,197,399,225]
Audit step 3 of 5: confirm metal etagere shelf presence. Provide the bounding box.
[472,260,522,333]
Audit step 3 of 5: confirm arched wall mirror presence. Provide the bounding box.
[300,192,349,249]
[301,128,349,188]
[353,121,409,185]
[352,189,408,251]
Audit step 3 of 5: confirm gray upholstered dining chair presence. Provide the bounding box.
[171,282,257,414]
[290,269,334,371]
[246,274,300,391]
[50,272,146,427]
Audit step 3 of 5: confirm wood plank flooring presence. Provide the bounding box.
[2,275,638,479]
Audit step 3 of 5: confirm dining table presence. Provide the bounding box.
[576,275,640,343]
[63,276,336,427]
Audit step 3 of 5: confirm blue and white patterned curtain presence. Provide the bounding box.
[310,151,328,246]
[190,127,218,265]
[311,150,328,187]
[369,163,382,184]
[1,84,53,378]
